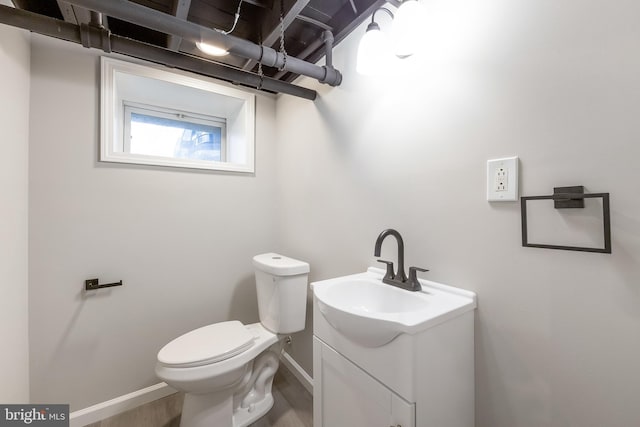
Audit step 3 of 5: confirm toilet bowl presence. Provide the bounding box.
[155,253,309,427]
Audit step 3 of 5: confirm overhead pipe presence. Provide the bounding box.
[272,30,336,82]
[272,37,324,81]
[323,30,334,69]
[62,0,343,86]
[0,5,317,100]
[89,11,102,27]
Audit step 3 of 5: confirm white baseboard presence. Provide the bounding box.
[69,382,176,427]
[280,350,314,395]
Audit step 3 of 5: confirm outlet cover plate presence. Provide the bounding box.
[487,156,519,201]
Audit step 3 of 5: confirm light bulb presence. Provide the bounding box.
[392,0,425,58]
[196,41,229,57]
[356,22,394,75]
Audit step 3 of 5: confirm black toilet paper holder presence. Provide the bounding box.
[85,278,123,291]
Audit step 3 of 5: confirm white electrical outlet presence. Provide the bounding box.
[487,156,518,201]
[495,167,507,192]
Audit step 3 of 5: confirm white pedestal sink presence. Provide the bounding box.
[312,267,477,427]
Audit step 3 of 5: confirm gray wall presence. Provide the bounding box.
[276,0,640,426]
[28,36,279,410]
[0,19,30,403]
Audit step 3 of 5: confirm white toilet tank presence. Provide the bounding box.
[253,253,310,334]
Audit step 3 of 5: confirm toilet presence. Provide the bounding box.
[155,253,310,427]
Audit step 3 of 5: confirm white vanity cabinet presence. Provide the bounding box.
[311,268,477,427]
[313,337,415,427]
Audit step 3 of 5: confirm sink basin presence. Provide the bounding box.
[312,268,476,347]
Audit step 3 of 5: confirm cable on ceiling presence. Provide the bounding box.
[215,0,243,35]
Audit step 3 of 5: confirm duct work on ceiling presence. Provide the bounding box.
[0,0,357,100]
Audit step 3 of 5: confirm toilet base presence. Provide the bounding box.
[232,394,274,427]
[179,349,280,427]
[179,392,274,427]
[180,391,233,427]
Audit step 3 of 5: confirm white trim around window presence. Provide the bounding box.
[100,57,255,173]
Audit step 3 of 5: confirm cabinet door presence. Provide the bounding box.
[313,337,415,427]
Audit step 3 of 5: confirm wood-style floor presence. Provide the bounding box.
[85,366,312,427]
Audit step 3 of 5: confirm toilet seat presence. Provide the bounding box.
[158,321,255,368]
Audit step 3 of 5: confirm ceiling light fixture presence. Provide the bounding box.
[356,0,425,75]
[196,0,243,57]
[196,41,229,57]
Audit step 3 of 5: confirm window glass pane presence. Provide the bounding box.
[130,112,223,162]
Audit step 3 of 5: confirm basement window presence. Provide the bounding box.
[101,57,255,173]
[124,103,226,162]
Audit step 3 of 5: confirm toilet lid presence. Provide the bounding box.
[157,321,255,368]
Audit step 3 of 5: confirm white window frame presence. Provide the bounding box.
[101,57,255,173]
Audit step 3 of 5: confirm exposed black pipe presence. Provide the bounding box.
[0,4,80,40]
[89,11,102,27]
[62,0,342,86]
[323,30,334,69]
[0,5,317,100]
[272,38,324,81]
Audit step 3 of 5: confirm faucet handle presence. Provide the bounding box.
[377,259,395,281]
[409,266,429,277]
[408,266,429,291]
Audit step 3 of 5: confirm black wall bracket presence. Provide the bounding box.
[85,278,123,291]
[521,186,611,254]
